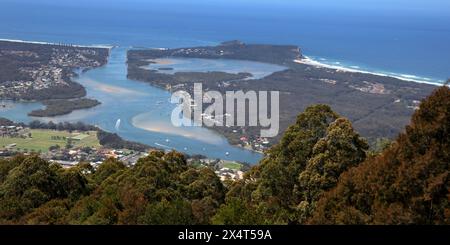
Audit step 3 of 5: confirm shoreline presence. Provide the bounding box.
[0,38,115,49]
[131,113,226,145]
[0,38,110,117]
[294,56,445,86]
[3,37,444,86]
[126,42,444,155]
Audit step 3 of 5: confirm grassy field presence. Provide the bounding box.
[0,129,100,153]
[222,161,243,170]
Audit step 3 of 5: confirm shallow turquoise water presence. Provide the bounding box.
[0,47,291,164]
[147,58,286,80]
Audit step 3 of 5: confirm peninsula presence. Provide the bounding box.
[127,40,436,150]
[0,40,109,115]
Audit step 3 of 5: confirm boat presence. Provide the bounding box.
[115,119,121,131]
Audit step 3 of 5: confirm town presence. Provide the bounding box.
[0,40,109,101]
[0,122,248,182]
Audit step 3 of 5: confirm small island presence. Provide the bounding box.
[157,67,174,71]
[28,98,101,117]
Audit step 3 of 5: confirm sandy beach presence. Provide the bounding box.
[83,78,146,96]
[294,57,444,86]
[131,112,224,145]
[0,38,114,49]
[148,58,177,65]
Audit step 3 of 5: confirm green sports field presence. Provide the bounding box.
[222,161,243,170]
[0,129,100,153]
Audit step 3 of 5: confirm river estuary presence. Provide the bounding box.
[0,47,288,164]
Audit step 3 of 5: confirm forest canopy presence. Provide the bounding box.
[0,85,448,225]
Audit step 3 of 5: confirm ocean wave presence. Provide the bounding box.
[154,143,173,149]
[399,74,418,78]
[295,56,444,86]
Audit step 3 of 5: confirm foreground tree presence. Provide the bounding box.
[68,151,225,225]
[297,118,368,222]
[310,85,450,224]
[0,151,226,224]
[215,105,368,224]
[0,86,448,225]
[0,155,87,223]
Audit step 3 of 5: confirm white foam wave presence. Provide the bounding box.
[154,143,173,149]
[294,56,444,86]
[399,74,422,79]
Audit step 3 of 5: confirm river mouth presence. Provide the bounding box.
[2,47,269,164]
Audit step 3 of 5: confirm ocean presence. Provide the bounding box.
[0,0,449,82]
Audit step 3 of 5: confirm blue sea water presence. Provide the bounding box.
[0,0,449,81]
